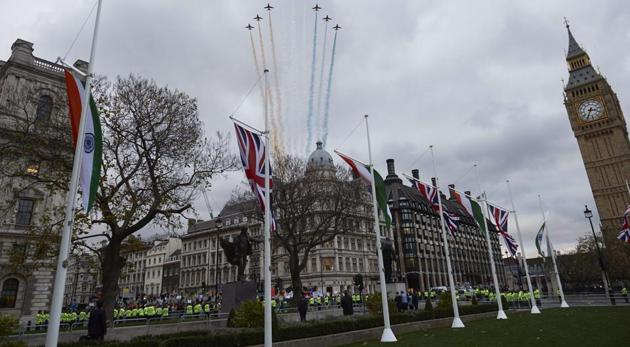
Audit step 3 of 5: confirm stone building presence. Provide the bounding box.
[0,38,86,323]
[161,249,181,295]
[63,254,100,306]
[383,159,506,291]
[143,237,181,296]
[117,238,152,300]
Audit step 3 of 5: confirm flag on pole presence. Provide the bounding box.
[535,222,546,257]
[335,151,391,226]
[617,205,630,243]
[468,196,486,230]
[64,69,102,212]
[487,203,519,256]
[234,122,276,230]
[450,188,474,217]
[408,178,459,235]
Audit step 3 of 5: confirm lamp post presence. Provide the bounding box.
[211,217,223,294]
[583,205,615,305]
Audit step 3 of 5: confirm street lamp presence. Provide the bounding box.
[583,205,615,305]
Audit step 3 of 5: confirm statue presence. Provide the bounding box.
[381,239,395,283]
[220,227,253,282]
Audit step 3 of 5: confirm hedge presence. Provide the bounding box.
[54,304,498,347]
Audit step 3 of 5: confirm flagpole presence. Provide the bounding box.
[364,115,397,342]
[263,69,273,347]
[474,165,507,319]
[506,180,541,314]
[537,195,569,308]
[626,180,630,197]
[45,1,103,346]
[430,146,465,328]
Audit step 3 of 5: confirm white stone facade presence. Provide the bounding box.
[143,237,182,296]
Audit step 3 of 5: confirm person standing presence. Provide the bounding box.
[87,300,107,340]
[298,296,308,322]
[341,291,353,316]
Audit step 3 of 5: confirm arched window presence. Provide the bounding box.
[35,95,53,124]
[0,278,19,308]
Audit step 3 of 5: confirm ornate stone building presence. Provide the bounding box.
[0,39,86,323]
[563,24,630,241]
[117,239,152,300]
[63,254,100,306]
[143,237,181,296]
[383,160,506,292]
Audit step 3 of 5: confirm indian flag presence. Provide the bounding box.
[335,150,391,226]
[64,69,102,212]
[450,188,474,217]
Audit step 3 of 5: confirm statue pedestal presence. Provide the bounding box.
[220,281,257,313]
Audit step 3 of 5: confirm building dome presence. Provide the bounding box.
[307,141,335,171]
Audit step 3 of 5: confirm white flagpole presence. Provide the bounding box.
[263,69,273,347]
[625,180,630,197]
[506,180,541,314]
[537,195,569,308]
[430,146,465,328]
[364,115,397,342]
[46,1,103,345]
[474,165,507,319]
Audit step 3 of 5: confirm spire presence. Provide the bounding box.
[565,18,586,59]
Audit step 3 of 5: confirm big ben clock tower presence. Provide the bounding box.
[563,23,630,242]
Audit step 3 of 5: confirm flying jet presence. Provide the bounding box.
[254,14,263,21]
[323,15,332,22]
[265,3,273,11]
[312,4,321,11]
[245,24,254,30]
[333,24,341,30]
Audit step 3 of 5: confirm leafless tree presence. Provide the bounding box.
[271,155,366,302]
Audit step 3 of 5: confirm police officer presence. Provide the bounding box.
[621,287,628,303]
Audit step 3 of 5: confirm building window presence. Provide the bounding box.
[0,278,19,308]
[16,198,34,226]
[35,95,53,123]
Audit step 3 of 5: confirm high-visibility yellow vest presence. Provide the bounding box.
[186,305,193,314]
[204,304,210,313]
[194,304,202,314]
[162,307,169,317]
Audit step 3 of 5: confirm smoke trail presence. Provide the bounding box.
[249,31,265,105]
[315,20,329,142]
[257,21,283,155]
[322,30,338,147]
[267,11,284,154]
[305,11,319,155]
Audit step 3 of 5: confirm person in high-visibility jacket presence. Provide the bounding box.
[204,303,210,314]
[194,303,202,314]
[156,306,163,317]
[79,311,87,322]
[118,308,125,319]
[146,305,156,317]
[186,304,193,315]
[308,296,315,306]
[113,309,118,320]
[622,287,628,303]
[138,307,145,318]
[271,299,277,310]
[162,306,169,317]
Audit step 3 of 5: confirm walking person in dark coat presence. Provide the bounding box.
[341,291,353,316]
[298,296,308,322]
[87,300,107,340]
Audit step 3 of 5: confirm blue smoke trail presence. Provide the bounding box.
[305,12,318,155]
[315,21,329,142]
[322,30,338,147]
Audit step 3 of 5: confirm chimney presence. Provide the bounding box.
[386,159,396,176]
[448,184,455,199]
[464,190,471,197]
[411,169,419,179]
[431,177,437,187]
[73,59,89,74]
[384,159,402,184]
[9,39,34,65]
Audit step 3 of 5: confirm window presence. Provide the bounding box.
[16,199,34,226]
[0,278,19,308]
[35,95,53,123]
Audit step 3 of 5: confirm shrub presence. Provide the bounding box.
[424,297,433,312]
[226,308,236,328]
[365,293,396,315]
[437,292,453,312]
[0,314,18,340]
[471,295,478,306]
[230,300,264,328]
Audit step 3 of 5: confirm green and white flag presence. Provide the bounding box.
[468,195,486,230]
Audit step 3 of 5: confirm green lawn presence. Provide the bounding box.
[346,307,630,347]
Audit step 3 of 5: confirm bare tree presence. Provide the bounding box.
[271,155,365,302]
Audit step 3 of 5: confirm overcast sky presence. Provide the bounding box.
[3,0,630,255]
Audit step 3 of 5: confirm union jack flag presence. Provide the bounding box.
[409,178,439,211]
[234,123,276,231]
[443,208,460,236]
[487,203,518,256]
[617,205,630,243]
[501,231,519,256]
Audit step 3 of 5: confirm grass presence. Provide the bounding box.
[346,307,630,347]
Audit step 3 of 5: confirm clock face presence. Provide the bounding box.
[578,100,604,121]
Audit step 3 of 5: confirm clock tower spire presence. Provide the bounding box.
[563,21,630,244]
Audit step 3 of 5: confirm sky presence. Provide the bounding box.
[3,0,630,254]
